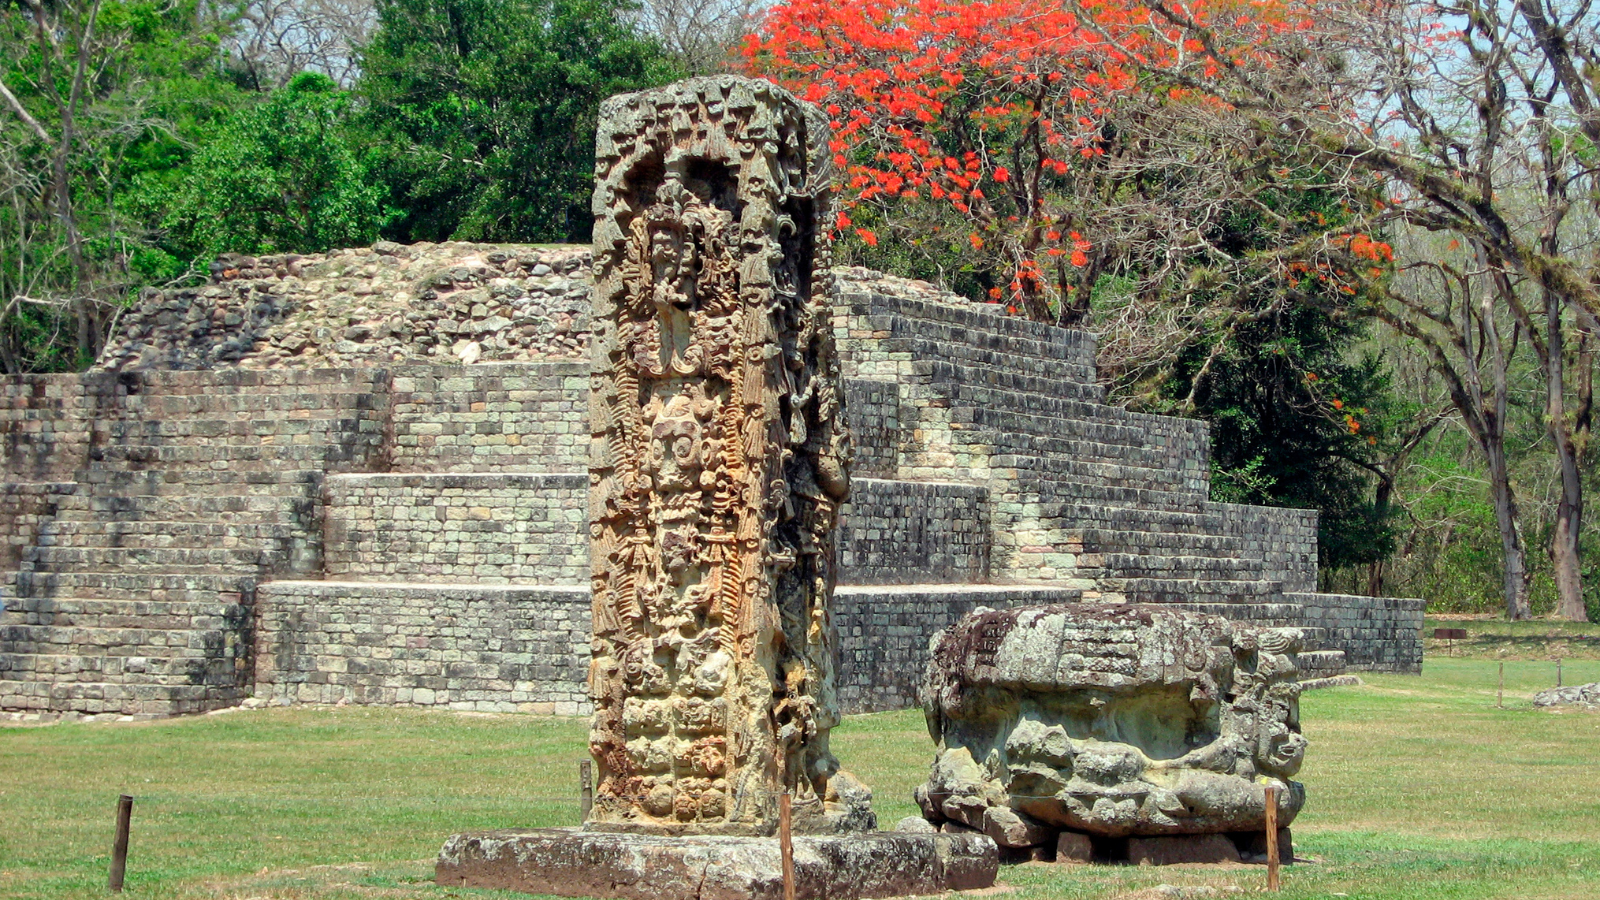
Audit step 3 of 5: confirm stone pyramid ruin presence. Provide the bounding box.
[0,240,1421,718]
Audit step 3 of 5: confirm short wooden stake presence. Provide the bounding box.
[780,793,796,900]
[109,794,133,892]
[1557,658,1563,687]
[1264,785,1280,891]
[579,760,594,823]
[1498,662,1504,709]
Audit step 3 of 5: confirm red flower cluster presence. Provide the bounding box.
[745,0,1317,317]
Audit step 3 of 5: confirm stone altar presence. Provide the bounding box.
[436,74,997,897]
[915,604,1305,863]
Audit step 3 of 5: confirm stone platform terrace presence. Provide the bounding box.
[0,243,1423,717]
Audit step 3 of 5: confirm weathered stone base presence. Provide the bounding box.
[435,828,998,899]
[1054,829,1293,866]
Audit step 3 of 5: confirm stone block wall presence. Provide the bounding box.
[833,585,1083,713]
[98,243,591,372]
[1222,504,1320,594]
[0,374,97,481]
[1286,592,1427,674]
[1,244,1427,719]
[254,582,591,713]
[1,482,73,572]
[838,480,991,585]
[253,582,1092,715]
[389,364,588,472]
[323,473,588,584]
[843,379,900,478]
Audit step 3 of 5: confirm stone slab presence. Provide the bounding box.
[435,828,998,900]
[1127,834,1241,866]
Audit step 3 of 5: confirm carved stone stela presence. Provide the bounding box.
[586,75,872,836]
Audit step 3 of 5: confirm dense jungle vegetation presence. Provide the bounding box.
[2,0,1597,620]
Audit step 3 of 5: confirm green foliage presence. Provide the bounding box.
[7,666,1600,898]
[137,73,387,264]
[0,0,244,370]
[357,0,679,244]
[1146,181,1402,570]
[1177,305,1399,569]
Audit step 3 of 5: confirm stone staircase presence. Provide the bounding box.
[0,251,1423,719]
[834,271,1418,672]
[0,370,387,715]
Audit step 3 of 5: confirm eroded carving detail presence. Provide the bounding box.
[586,76,870,836]
[916,604,1307,849]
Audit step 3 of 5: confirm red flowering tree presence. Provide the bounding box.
[743,0,1339,323]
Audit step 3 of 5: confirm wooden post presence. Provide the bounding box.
[1264,785,1280,891]
[109,794,133,892]
[1498,662,1504,709]
[1557,658,1563,687]
[779,793,796,900]
[579,760,594,823]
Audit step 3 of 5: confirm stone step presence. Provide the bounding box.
[842,287,1099,368]
[94,443,366,468]
[1105,577,1285,603]
[93,421,376,448]
[51,494,317,522]
[22,545,285,573]
[1078,526,1261,556]
[1099,552,1268,580]
[917,356,1102,403]
[1,621,244,657]
[5,594,248,628]
[855,302,1097,366]
[1040,502,1237,534]
[960,390,1201,448]
[34,519,305,547]
[974,431,1200,483]
[1012,480,1209,516]
[895,338,1100,392]
[97,400,382,427]
[7,570,256,601]
[72,471,321,498]
[996,455,1198,495]
[1297,650,1348,677]
[0,676,238,715]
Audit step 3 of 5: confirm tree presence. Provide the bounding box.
[0,0,240,372]
[1122,0,1599,620]
[229,0,378,89]
[358,0,679,244]
[633,0,762,75]
[142,72,386,260]
[746,0,1403,576]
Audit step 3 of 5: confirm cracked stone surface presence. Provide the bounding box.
[915,604,1309,848]
[435,829,998,900]
[584,74,867,837]
[1534,682,1600,708]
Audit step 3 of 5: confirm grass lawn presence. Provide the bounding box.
[3,653,1598,899]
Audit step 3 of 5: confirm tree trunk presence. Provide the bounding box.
[1485,440,1532,620]
[1547,291,1588,621]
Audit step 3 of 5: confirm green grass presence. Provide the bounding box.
[1422,615,1600,661]
[3,657,1599,899]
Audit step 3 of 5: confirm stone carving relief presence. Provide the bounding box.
[586,76,871,836]
[915,604,1307,850]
